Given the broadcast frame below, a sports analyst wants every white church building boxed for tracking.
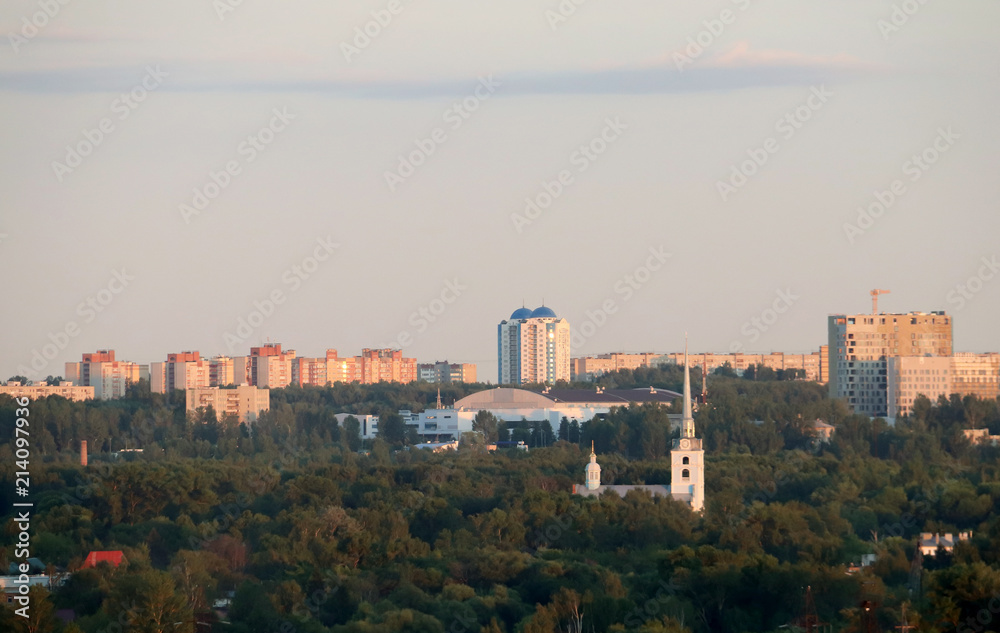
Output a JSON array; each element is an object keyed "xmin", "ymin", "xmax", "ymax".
[{"xmin": 573, "ymin": 344, "xmax": 705, "ymax": 513}]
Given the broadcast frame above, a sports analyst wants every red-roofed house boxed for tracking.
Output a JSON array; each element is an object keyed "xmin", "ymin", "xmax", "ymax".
[{"xmin": 82, "ymin": 551, "xmax": 125, "ymax": 568}]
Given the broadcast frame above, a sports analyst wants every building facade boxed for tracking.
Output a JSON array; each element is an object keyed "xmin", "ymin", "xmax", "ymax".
[
  {"xmin": 0, "ymin": 381, "xmax": 94, "ymax": 402},
  {"xmin": 570, "ymin": 353, "xmax": 664, "ymax": 381},
  {"xmin": 571, "ymin": 349, "xmax": 828, "ymax": 383},
  {"xmin": 358, "ymin": 348, "xmax": 417, "ymax": 384},
  {"xmin": 498, "ymin": 306, "xmax": 571, "ymax": 385},
  {"xmin": 209, "ymin": 356, "xmax": 235, "ymax": 387},
  {"xmin": 150, "ymin": 351, "xmax": 212, "ymax": 394},
  {"xmin": 828, "ymin": 312, "xmax": 952, "ymax": 417},
  {"xmin": 326, "ymin": 350, "xmax": 362, "ymax": 384},
  {"xmin": 333, "ymin": 413, "xmax": 380, "ymax": 439},
  {"xmin": 65, "ymin": 350, "xmax": 140, "ymax": 400},
  {"xmin": 232, "ymin": 344, "xmax": 296, "ymax": 389},
  {"xmin": 418, "ymin": 361, "xmax": 477, "ymax": 383},
  {"xmin": 186, "ymin": 386, "xmax": 270, "ymax": 424},
  {"xmin": 950, "ymin": 352, "xmax": 1000, "ymax": 400},
  {"xmin": 886, "ymin": 352, "xmax": 1000, "ymax": 418},
  {"xmin": 661, "ymin": 350, "xmax": 827, "ymax": 382},
  {"xmin": 292, "ymin": 355, "xmax": 329, "ymax": 387}
]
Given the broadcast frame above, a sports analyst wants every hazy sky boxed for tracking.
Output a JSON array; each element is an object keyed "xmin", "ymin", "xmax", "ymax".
[{"xmin": 2, "ymin": 0, "xmax": 998, "ymax": 383}]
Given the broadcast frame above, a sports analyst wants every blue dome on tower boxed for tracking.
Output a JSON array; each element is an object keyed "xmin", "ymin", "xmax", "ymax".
[
  {"xmin": 530, "ymin": 306, "xmax": 557, "ymax": 318},
  {"xmin": 510, "ymin": 307, "xmax": 533, "ymax": 320}
]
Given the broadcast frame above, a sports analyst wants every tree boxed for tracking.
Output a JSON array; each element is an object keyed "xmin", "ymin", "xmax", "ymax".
[
  {"xmin": 105, "ymin": 569, "xmax": 194, "ymax": 633},
  {"xmin": 378, "ymin": 412, "xmax": 408, "ymax": 446},
  {"xmin": 342, "ymin": 415, "xmax": 363, "ymax": 451},
  {"xmin": 558, "ymin": 417, "xmax": 570, "ymax": 442},
  {"xmin": 473, "ymin": 410, "xmax": 500, "ymax": 443},
  {"xmin": 714, "ymin": 363, "xmax": 737, "ymax": 378}
]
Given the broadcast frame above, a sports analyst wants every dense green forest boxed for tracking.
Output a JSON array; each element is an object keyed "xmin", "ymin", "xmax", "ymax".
[{"xmin": 2, "ymin": 366, "xmax": 1000, "ymax": 633}]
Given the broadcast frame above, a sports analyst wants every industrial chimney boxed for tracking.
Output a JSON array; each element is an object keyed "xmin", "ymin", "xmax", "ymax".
[{"xmin": 81, "ymin": 440, "xmax": 88, "ymax": 467}]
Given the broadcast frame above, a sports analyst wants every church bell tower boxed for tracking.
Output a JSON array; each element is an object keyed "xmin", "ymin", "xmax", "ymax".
[
  {"xmin": 585, "ymin": 441, "xmax": 602, "ymax": 490},
  {"xmin": 671, "ymin": 339, "xmax": 705, "ymax": 512}
]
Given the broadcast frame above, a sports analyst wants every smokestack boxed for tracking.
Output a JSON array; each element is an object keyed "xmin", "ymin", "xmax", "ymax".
[{"xmin": 81, "ymin": 440, "xmax": 88, "ymax": 467}]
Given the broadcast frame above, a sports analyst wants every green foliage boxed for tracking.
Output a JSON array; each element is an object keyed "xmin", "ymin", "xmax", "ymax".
[{"xmin": 2, "ymin": 383, "xmax": 1000, "ymax": 632}]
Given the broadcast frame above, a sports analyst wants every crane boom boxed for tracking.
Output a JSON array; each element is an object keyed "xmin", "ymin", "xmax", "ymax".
[{"xmin": 871, "ymin": 289, "xmax": 891, "ymax": 314}]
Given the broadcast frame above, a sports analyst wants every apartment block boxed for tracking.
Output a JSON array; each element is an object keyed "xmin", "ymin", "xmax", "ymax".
[
  {"xmin": 951, "ymin": 353, "xmax": 1000, "ymax": 400},
  {"xmin": 359, "ymin": 348, "xmax": 417, "ymax": 384},
  {"xmin": 829, "ymin": 311, "xmax": 952, "ymax": 417},
  {"xmin": 0, "ymin": 381, "xmax": 94, "ymax": 402},
  {"xmin": 209, "ymin": 356, "xmax": 235, "ymax": 387},
  {"xmin": 233, "ymin": 344, "xmax": 296, "ymax": 388},
  {"xmin": 570, "ymin": 353, "xmax": 663, "ymax": 380},
  {"xmin": 327, "ymin": 351, "xmax": 361, "ymax": 384},
  {"xmin": 887, "ymin": 353, "xmax": 1000, "ymax": 418},
  {"xmin": 150, "ymin": 351, "xmax": 212, "ymax": 394},
  {"xmin": 572, "ymin": 349, "xmax": 828, "ymax": 383},
  {"xmin": 186, "ymin": 385, "xmax": 270, "ymax": 424},
  {"xmin": 666, "ymin": 351, "xmax": 826, "ymax": 382},
  {"xmin": 498, "ymin": 306, "xmax": 571, "ymax": 385},
  {"xmin": 418, "ymin": 361, "xmax": 477, "ymax": 383},
  {"xmin": 886, "ymin": 356, "xmax": 952, "ymax": 418},
  {"xmin": 292, "ymin": 355, "xmax": 329, "ymax": 387},
  {"xmin": 65, "ymin": 350, "xmax": 140, "ymax": 400}
]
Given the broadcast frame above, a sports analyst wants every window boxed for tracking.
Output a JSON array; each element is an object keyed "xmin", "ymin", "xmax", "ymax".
[
  {"xmin": 682, "ymin": 469, "xmax": 690, "ymax": 480},
  {"xmin": 682, "ymin": 456, "xmax": 690, "ymax": 465}
]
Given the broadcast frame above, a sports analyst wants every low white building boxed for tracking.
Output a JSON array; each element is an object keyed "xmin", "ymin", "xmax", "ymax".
[
  {"xmin": 919, "ymin": 531, "xmax": 972, "ymax": 556},
  {"xmin": 333, "ymin": 413, "xmax": 379, "ymax": 439},
  {"xmin": 393, "ymin": 386, "xmax": 683, "ymax": 441}
]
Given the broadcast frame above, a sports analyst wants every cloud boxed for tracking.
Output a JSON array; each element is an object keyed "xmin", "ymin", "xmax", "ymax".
[
  {"xmin": 0, "ymin": 43, "xmax": 877, "ymax": 97},
  {"xmin": 706, "ymin": 41, "xmax": 880, "ymax": 70}
]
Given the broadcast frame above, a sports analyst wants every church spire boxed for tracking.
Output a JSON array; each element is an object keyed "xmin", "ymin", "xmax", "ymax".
[{"xmin": 682, "ymin": 336, "xmax": 695, "ymax": 439}]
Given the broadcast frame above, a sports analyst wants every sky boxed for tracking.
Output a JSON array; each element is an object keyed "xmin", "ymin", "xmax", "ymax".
[{"xmin": 1, "ymin": 0, "xmax": 998, "ymax": 383}]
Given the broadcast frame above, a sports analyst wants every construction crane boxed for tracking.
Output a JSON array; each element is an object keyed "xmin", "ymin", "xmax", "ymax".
[
  {"xmin": 781, "ymin": 586, "xmax": 830, "ymax": 633},
  {"xmin": 895, "ymin": 603, "xmax": 916, "ymax": 633},
  {"xmin": 871, "ymin": 289, "xmax": 891, "ymax": 314}
]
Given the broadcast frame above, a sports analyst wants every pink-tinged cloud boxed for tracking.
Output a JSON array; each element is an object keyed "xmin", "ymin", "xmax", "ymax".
[{"xmin": 704, "ymin": 41, "xmax": 878, "ymax": 70}]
